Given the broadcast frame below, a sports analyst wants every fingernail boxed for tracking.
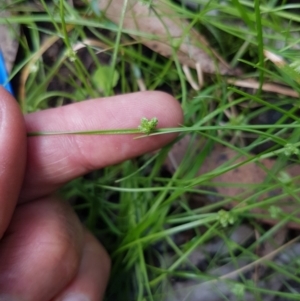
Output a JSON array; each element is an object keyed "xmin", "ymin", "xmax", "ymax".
[{"xmin": 62, "ymin": 293, "xmax": 90, "ymax": 301}]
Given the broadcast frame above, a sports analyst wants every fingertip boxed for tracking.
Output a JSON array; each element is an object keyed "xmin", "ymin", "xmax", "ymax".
[
  {"xmin": 0, "ymin": 87, "xmax": 26, "ymax": 236},
  {"xmin": 53, "ymin": 231, "xmax": 111, "ymax": 301},
  {"xmin": 135, "ymin": 90, "xmax": 183, "ymax": 123},
  {"xmin": 0, "ymin": 197, "xmax": 84, "ymax": 300},
  {"xmin": 147, "ymin": 91, "xmax": 183, "ymax": 126}
]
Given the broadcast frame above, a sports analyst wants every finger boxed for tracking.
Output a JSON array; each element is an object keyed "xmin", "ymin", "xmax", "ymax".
[
  {"xmin": 0, "ymin": 197, "xmax": 84, "ymax": 301},
  {"xmin": 53, "ymin": 231, "xmax": 110, "ymax": 301},
  {"xmin": 0, "ymin": 87, "xmax": 26, "ymax": 236},
  {"xmin": 22, "ymin": 91, "xmax": 183, "ymax": 201}
]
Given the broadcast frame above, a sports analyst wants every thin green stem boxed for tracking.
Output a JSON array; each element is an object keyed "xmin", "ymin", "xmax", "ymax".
[
  {"xmin": 27, "ymin": 123, "xmax": 300, "ymax": 137},
  {"xmin": 27, "ymin": 128, "xmax": 141, "ymax": 137},
  {"xmin": 254, "ymin": 0, "xmax": 264, "ymax": 94}
]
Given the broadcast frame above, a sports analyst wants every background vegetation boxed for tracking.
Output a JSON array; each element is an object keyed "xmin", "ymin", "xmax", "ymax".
[{"xmin": 2, "ymin": 0, "xmax": 300, "ymax": 300}]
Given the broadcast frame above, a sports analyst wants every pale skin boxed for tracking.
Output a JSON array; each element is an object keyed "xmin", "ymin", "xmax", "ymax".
[{"xmin": 0, "ymin": 87, "xmax": 183, "ymax": 301}]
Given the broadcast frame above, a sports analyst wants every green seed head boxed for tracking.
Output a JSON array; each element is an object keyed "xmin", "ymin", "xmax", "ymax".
[{"xmin": 138, "ymin": 117, "xmax": 158, "ymax": 135}]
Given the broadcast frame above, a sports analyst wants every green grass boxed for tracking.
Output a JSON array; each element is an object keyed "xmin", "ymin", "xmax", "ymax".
[{"xmin": 3, "ymin": 0, "xmax": 300, "ymax": 300}]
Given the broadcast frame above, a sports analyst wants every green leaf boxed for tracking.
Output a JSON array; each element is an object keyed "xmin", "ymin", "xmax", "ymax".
[{"xmin": 92, "ymin": 66, "xmax": 119, "ymax": 95}]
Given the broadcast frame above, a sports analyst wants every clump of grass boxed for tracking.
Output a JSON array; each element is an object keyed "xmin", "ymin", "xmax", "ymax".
[{"xmin": 3, "ymin": 0, "xmax": 300, "ymax": 300}]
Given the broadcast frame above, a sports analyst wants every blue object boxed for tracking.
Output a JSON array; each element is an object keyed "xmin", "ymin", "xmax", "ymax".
[{"xmin": 0, "ymin": 50, "xmax": 13, "ymax": 95}]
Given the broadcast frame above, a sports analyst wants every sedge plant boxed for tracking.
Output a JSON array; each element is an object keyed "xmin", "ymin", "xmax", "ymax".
[{"xmin": 3, "ymin": 0, "xmax": 300, "ymax": 300}]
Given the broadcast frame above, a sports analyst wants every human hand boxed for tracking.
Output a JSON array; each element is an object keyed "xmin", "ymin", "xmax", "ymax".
[{"xmin": 0, "ymin": 87, "xmax": 183, "ymax": 301}]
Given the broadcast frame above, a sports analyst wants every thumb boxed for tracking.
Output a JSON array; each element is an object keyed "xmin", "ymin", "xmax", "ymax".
[{"xmin": 0, "ymin": 87, "xmax": 26, "ymax": 237}]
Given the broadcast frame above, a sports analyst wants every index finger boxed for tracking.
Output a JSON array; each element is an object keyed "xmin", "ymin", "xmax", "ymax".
[{"xmin": 21, "ymin": 91, "xmax": 183, "ymax": 202}]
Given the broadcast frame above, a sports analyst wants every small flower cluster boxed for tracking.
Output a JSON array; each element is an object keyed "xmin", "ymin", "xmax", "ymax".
[
  {"xmin": 284, "ymin": 143, "xmax": 299, "ymax": 157},
  {"xmin": 217, "ymin": 209, "xmax": 236, "ymax": 228},
  {"xmin": 138, "ymin": 117, "xmax": 158, "ymax": 135}
]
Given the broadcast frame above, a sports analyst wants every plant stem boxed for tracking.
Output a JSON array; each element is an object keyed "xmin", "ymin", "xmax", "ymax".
[{"xmin": 27, "ymin": 128, "xmax": 142, "ymax": 137}]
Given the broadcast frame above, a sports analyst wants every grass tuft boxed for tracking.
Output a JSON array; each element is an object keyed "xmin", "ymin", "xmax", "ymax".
[{"xmin": 3, "ymin": 0, "xmax": 300, "ymax": 300}]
